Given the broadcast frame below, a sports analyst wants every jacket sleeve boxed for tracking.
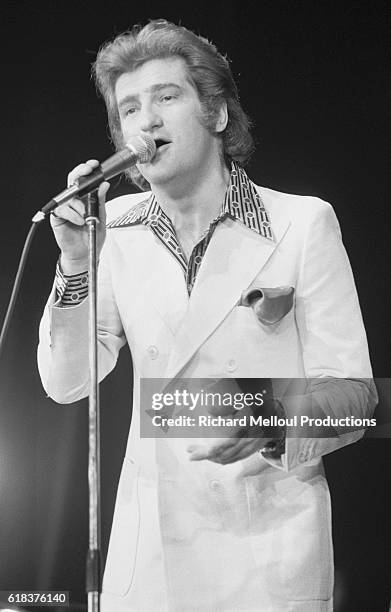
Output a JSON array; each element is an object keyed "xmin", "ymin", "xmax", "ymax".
[
  {"xmin": 37, "ymin": 237, "xmax": 126, "ymax": 404},
  {"xmin": 263, "ymin": 200, "xmax": 378, "ymax": 471}
]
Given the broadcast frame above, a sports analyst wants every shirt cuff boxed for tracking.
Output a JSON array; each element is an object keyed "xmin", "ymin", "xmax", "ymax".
[{"xmin": 55, "ymin": 260, "xmax": 89, "ymax": 307}]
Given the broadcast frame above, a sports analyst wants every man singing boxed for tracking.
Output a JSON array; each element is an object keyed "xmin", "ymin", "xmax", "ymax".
[{"xmin": 38, "ymin": 19, "xmax": 376, "ymax": 611}]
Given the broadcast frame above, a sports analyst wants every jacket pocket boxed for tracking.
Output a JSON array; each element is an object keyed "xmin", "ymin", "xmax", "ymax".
[
  {"xmin": 102, "ymin": 457, "xmax": 140, "ymax": 596},
  {"xmin": 239, "ymin": 286, "xmax": 295, "ymax": 327},
  {"xmin": 246, "ymin": 470, "xmax": 333, "ymax": 602}
]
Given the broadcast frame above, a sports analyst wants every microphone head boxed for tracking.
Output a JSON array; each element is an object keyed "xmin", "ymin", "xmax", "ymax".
[{"xmin": 126, "ymin": 134, "xmax": 156, "ymax": 163}]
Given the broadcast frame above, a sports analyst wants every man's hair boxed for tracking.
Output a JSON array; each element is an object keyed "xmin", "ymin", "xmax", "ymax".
[{"xmin": 93, "ymin": 19, "xmax": 255, "ymax": 190}]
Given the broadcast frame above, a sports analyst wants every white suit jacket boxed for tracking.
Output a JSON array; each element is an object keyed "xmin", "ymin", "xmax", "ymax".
[{"xmin": 38, "ymin": 184, "xmax": 376, "ymax": 612}]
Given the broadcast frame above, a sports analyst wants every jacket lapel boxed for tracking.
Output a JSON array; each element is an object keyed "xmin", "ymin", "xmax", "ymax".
[
  {"xmin": 164, "ymin": 213, "xmax": 290, "ymax": 379},
  {"xmin": 113, "ymin": 228, "xmax": 189, "ymax": 337}
]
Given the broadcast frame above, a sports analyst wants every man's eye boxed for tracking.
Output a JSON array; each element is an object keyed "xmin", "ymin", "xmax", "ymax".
[{"xmin": 161, "ymin": 95, "xmax": 175, "ymax": 102}]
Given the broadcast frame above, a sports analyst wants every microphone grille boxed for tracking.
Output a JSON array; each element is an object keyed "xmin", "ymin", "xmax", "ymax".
[{"xmin": 127, "ymin": 134, "xmax": 156, "ymax": 163}]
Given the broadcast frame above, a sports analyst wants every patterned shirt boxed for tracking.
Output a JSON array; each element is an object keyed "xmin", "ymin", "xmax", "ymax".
[{"xmin": 56, "ymin": 162, "xmax": 274, "ymax": 303}]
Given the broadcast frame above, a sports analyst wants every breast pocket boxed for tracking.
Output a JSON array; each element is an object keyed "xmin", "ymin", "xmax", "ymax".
[
  {"xmin": 102, "ymin": 457, "xmax": 140, "ymax": 596},
  {"xmin": 232, "ymin": 303, "xmax": 296, "ymax": 345}
]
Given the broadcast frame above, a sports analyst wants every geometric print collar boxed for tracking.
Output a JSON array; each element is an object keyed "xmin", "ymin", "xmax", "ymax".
[
  {"xmin": 220, "ymin": 162, "xmax": 274, "ymax": 241},
  {"xmin": 107, "ymin": 161, "xmax": 274, "ymax": 243}
]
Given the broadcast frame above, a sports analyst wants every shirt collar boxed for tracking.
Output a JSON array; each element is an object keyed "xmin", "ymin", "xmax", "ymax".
[
  {"xmin": 107, "ymin": 162, "xmax": 274, "ymax": 241},
  {"xmin": 221, "ymin": 162, "xmax": 274, "ymax": 240}
]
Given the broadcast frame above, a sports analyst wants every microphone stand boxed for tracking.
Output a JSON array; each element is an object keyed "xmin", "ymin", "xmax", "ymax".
[{"xmin": 85, "ymin": 190, "xmax": 102, "ymax": 612}]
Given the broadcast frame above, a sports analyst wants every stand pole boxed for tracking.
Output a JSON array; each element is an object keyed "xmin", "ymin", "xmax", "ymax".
[{"xmin": 85, "ymin": 190, "xmax": 101, "ymax": 612}]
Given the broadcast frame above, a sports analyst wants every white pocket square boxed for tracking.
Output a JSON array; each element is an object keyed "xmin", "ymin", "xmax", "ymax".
[{"xmin": 239, "ymin": 286, "xmax": 295, "ymax": 325}]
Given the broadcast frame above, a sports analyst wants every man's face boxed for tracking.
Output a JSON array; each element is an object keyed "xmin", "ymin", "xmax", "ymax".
[{"xmin": 115, "ymin": 57, "xmax": 224, "ymax": 190}]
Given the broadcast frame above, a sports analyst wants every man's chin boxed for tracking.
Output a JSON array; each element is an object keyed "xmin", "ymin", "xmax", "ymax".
[{"xmin": 139, "ymin": 166, "xmax": 177, "ymax": 189}]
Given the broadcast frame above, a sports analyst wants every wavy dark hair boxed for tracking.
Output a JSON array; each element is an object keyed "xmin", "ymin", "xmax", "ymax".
[{"xmin": 93, "ymin": 19, "xmax": 255, "ymax": 190}]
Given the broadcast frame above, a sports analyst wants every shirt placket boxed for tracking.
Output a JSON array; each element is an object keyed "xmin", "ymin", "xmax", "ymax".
[{"xmin": 186, "ymin": 220, "xmax": 220, "ymax": 294}]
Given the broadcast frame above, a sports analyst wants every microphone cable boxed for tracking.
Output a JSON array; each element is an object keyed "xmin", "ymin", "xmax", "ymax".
[{"xmin": 0, "ymin": 216, "xmax": 43, "ymax": 359}]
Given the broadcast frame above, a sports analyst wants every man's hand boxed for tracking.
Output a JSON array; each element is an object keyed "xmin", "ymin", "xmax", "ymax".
[
  {"xmin": 186, "ymin": 396, "xmax": 282, "ymax": 465},
  {"xmin": 187, "ymin": 434, "xmax": 269, "ymax": 465},
  {"xmin": 50, "ymin": 159, "xmax": 110, "ymax": 274}
]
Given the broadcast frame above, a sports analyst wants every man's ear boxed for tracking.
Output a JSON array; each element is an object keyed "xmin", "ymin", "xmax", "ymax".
[{"xmin": 215, "ymin": 101, "xmax": 228, "ymax": 133}]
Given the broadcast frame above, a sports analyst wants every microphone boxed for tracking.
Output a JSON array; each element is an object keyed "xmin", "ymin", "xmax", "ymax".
[{"xmin": 40, "ymin": 134, "xmax": 156, "ymax": 215}]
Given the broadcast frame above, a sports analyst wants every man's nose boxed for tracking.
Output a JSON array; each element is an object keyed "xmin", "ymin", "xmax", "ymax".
[{"xmin": 139, "ymin": 104, "xmax": 163, "ymax": 132}]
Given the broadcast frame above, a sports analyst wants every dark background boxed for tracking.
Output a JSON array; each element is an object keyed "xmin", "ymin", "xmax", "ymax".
[{"xmin": 0, "ymin": 1, "xmax": 390, "ymax": 611}]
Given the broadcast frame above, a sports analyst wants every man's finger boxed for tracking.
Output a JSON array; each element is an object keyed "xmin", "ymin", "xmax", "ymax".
[
  {"xmin": 187, "ymin": 444, "xmax": 211, "ymax": 461},
  {"xmin": 98, "ymin": 181, "xmax": 110, "ymax": 205},
  {"xmin": 50, "ymin": 203, "xmax": 86, "ymax": 226},
  {"xmin": 187, "ymin": 438, "xmax": 238, "ymax": 462},
  {"xmin": 67, "ymin": 159, "xmax": 100, "ymax": 187},
  {"xmin": 97, "ymin": 181, "xmax": 110, "ymax": 225}
]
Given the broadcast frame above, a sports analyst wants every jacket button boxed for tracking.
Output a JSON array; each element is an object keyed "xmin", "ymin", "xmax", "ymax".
[
  {"xmin": 226, "ymin": 358, "xmax": 237, "ymax": 373},
  {"xmin": 147, "ymin": 345, "xmax": 159, "ymax": 360},
  {"xmin": 209, "ymin": 479, "xmax": 223, "ymax": 492}
]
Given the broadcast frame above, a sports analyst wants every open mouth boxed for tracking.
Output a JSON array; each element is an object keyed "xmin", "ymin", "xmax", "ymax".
[{"xmin": 154, "ymin": 138, "xmax": 171, "ymax": 149}]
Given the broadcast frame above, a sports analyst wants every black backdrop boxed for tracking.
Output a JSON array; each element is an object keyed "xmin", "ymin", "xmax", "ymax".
[{"xmin": 0, "ymin": 1, "xmax": 390, "ymax": 611}]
